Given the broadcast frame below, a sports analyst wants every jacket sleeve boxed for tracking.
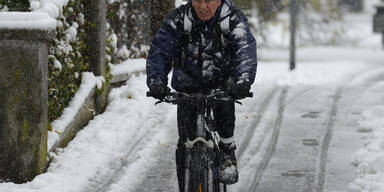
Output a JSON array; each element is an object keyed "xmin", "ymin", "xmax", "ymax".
[
  {"xmin": 229, "ymin": 11, "xmax": 257, "ymax": 84},
  {"xmin": 146, "ymin": 9, "xmax": 182, "ymax": 87}
]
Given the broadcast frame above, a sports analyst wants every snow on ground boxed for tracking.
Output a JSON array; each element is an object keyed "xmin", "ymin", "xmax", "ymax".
[
  {"xmin": 110, "ymin": 58, "xmax": 146, "ymax": 76},
  {"xmin": 1, "ymin": 51, "xmax": 382, "ymax": 192},
  {"xmin": 348, "ymin": 82, "xmax": 384, "ymax": 192}
]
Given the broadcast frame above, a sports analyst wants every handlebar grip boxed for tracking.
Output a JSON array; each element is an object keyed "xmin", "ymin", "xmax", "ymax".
[
  {"xmin": 146, "ymin": 91, "xmax": 153, "ymax": 97},
  {"xmin": 246, "ymin": 92, "xmax": 253, "ymax": 98}
]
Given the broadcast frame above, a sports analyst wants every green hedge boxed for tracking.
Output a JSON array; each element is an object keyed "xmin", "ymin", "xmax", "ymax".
[
  {"xmin": 106, "ymin": 0, "xmax": 150, "ymax": 61},
  {"xmin": 0, "ymin": 0, "xmax": 141, "ymax": 122},
  {"xmin": 48, "ymin": 0, "xmax": 89, "ymax": 121},
  {"xmin": 0, "ymin": 0, "xmax": 29, "ymax": 11}
]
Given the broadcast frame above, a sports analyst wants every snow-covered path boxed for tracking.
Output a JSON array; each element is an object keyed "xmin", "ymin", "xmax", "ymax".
[
  {"xmin": 1, "ymin": 2, "xmax": 384, "ymax": 191},
  {"xmin": 119, "ymin": 64, "xmax": 384, "ymax": 192},
  {"xmin": 0, "ymin": 47, "xmax": 383, "ymax": 192},
  {"xmin": 1, "ymin": 9, "xmax": 384, "ymax": 192}
]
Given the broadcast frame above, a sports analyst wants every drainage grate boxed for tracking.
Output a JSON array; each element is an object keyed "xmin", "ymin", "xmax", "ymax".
[
  {"xmin": 302, "ymin": 139, "xmax": 319, "ymax": 146},
  {"xmin": 281, "ymin": 170, "xmax": 307, "ymax": 177}
]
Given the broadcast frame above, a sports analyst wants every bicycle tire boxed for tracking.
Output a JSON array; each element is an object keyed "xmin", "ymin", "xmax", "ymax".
[
  {"xmin": 183, "ymin": 154, "xmax": 227, "ymax": 192},
  {"xmin": 211, "ymin": 158, "xmax": 226, "ymax": 192},
  {"xmin": 184, "ymin": 144, "xmax": 209, "ymax": 192},
  {"xmin": 208, "ymin": 166, "xmax": 214, "ymax": 192}
]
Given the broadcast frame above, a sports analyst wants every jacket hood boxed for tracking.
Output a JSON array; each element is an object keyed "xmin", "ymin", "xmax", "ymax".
[{"xmin": 218, "ymin": 0, "xmax": 233, "ymax": 19}]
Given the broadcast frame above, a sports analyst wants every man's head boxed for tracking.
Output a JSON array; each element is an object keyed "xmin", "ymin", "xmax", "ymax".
[{"xmin": 191, "ymin": 0, "xmax": 222, "ymax": 21}]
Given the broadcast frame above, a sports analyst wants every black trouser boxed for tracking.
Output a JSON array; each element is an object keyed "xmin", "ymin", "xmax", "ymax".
[{"xmin": 175, "ymin": 100, "xmax": 235, "ymax": 191}]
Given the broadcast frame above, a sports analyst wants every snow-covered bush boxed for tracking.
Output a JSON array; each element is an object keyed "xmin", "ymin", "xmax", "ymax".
[
  {"xmin": 106, "ymin": 0, "xmax": 150, "ymax": 62},
  {"xmin": 0, "ymin": 0, "xmax": 149, "ymax": 121},
  {"xmin": 240, "ymin": 0, "xmax": 346, "ymax": 47},
  {"xmin": 295, "ymin": 0, "xmax": 345, "ymax": 46},
  {"xmin": 48, "ymin": 0, "xmax": 151, "ymax": 121},
  {"xmin": 47, "ymin": 0, "xmax": 89, "ymax": 122}
]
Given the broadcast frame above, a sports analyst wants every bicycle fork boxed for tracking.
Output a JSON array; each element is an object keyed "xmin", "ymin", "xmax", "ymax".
[{"xmin": 184, "ymin": 113, "xmax": 215, "ymax": 192}]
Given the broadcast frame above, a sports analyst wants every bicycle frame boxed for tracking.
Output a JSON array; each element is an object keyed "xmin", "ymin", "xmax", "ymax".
[{"xmin": 183, "ymin": 97, "xmax": 225, "ymax": 192}]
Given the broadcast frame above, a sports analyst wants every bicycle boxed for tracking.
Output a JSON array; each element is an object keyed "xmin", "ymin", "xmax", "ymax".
[{"xmin": 147, "ymin": 90, "xmax": 253, "ymax": 192}]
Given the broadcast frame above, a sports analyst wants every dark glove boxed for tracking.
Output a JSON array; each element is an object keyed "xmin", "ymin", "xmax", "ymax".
[
  {"xmin": 149, "ymin": 84, "xmax": 171, "ymax": 100},
  {"xmin": 231, "ymin": 79, "xmax": 251, "ymax": 99}
]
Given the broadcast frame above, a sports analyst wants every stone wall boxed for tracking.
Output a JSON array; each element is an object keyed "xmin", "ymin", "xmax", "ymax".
[{"xmin": 0, "ymin": 27, "xmax": 55, "ymax": 183}]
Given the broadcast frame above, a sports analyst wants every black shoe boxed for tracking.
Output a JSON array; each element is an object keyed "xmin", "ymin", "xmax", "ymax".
[{"xmin": 218, "ymin": 142, "xmax": 239, "ymax": 184}]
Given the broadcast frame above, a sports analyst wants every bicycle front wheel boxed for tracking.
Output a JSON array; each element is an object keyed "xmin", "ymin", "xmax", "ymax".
[
  {"xmin": 210, "ymin": 166, "xmax": 227, "ymax": 192},
  {"xmin": 185, "ymin": 147, "xmax": 227, "ymax": 192},
  {"xmin": 185, "ymin": 145, "xmax": 210, "ymax": 192}
]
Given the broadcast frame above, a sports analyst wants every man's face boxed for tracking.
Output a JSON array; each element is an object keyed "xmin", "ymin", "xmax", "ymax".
[{"xmin": 192, "ymin": 0, "xmax": 222, "ymax": 21}]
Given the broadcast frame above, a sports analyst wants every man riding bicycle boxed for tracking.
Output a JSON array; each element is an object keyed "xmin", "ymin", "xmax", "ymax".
[{"xmin": 146, "ymin": 0, "xmax": 257, "ymax": 190}]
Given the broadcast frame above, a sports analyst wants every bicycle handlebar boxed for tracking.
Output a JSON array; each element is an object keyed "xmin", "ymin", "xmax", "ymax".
[{"xmin": 146, "ymin": 90, "xmax": 253, "ymax": 105}]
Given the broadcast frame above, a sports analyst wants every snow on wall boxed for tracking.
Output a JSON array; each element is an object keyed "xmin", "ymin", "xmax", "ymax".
[
  {"xmin": 0, "ymin": 0, "xmax": 71, "ymax": 30},
  {"xmin": 0, "ymin": 12, "xmax": 56, "ymax": 29},
  {"xmin": 48, "ymin": 72, "xmax": 100, "ymax": 151}
]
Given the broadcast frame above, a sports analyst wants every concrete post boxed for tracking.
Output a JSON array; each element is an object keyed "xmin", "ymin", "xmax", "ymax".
[
  {"xmin": 0, "ymin": 13, "xmax": 55, "ymax": 183},
  {"xmin": 289, "ymin": 0, "xmax": 297, "ymax": 71},
  {"xmin": 84, "ymin": 0, "xmax": 107, "ymax": 114},
  {"xmin": 382, "ymin": 33, "xmax": 384, "ymax": 47},
  {"xmin": 373, "ymin": 1, "xmax": 384, "ymax": 48}
]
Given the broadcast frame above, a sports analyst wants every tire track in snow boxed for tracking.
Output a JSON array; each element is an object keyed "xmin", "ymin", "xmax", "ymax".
[
  {"xmin": 237, "ymin": 86, "xmax": 280, "ymax": 159},
  {"xmin": 129, "ymin": 123, "xmax": 179, "ymax": 192},
  {"xmin": 315, "ymin": 87, "xmax": 343, "ymax": 192},
  {"xmin": 88, "ymin": 107, "xmax": 173, "ymax": 192},
  {"xmin": 242, "ymin": 68, "xmax": 381, "ymax": 192},
  {"xmin": 127, "ymin": 88, "xmax": 282, "ymax": 192},
  {"xmin": 247, "ymin": 87, "xmax": 288, "ymax": 192},
  {"xmin": 237, "ymin": 86, "xmax": 314, "ymax": 163},
  {"xmin": 313, "ymin": 67, "xmax": 383, "ymax": 192},
  {"xmin": 90, "ymin": 135, "xmax": 147, "ymax": 192}
]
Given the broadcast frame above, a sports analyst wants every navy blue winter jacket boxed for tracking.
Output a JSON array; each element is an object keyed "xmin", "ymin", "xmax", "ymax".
[{"xmin": 146, "ymin": 0, "xmax": 257, "ymax": 92}]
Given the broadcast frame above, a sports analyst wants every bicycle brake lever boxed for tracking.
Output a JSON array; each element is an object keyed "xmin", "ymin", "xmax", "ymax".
[
  {"xmin": 235, "ymin": 100, "xmax": 242, "ymax": 105},
  {"xmin": 155, "ymin": 100, "xmax": 164, "ymax": 105}
]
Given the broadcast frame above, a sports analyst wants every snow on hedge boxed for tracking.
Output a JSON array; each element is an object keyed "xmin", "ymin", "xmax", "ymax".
[{"xmin": 32, "ymin": 0, "xmax": 69, "ymax": 19}]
